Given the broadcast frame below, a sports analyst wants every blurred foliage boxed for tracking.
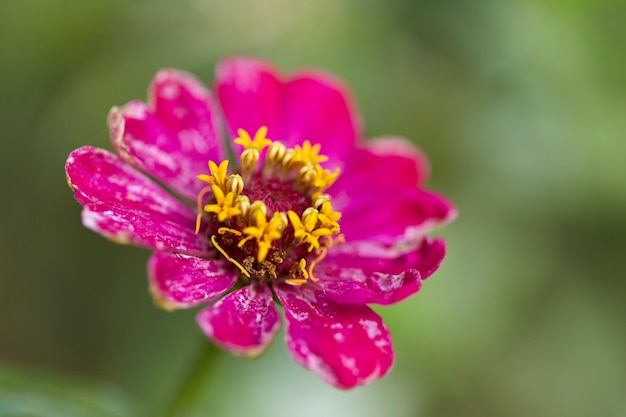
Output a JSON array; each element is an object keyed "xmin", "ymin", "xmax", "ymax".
[
  {"xmin": 0, "ymin": 364, "xmax": 134, "ymax": 417},
  {"xmin": 0, "ymin": 0, "xmax": 624, "ymax": 416}
]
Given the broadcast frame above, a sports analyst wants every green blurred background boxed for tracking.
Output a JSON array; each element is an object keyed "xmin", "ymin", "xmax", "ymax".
[{"xmin": 1, "ymin": 0, "xmax": 625, "ymax": 416}]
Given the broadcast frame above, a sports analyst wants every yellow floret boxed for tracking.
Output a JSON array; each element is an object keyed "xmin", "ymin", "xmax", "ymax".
[
  {"xmin": 239, "ymin": 210, "xmax": 287, "ymax": 262},
  {"xmin": 204, "ymin": 185, "xmax": 241, "ymax": 222},
  {"xmin": 234, "ymin": 126, "xmax": 272, "ymax": 152},
  {"xmin": 293, "ymin": 140, "xmax": 329, "ymax": 165},
  {"xmin": 288, "ymin": 209, "xmax": 334, "ymax": 252}
]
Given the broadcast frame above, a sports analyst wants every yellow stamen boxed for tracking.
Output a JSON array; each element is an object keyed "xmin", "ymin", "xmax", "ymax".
[
  {"xmin": 302, "ymin": 207, "xmax": 319, "ymax": 232},
  {"xmin": 301, "ymin": 208, "xmax": 334, "ymax": 250},
  {"xmin": 284, "ymin": 279, "xmax": 308, "ymax": 286},
  {"xmin": 248, "ymin": 201, "xmax": 267, "ymax": 224},
  {"xmin": 195, "ymin": 185, "xmax": 213, "ymax": 234},
  {"xmin": 266, "ymin": 141, "xmax": 286, "ymax": 165},
  {"xmin": 297, "ymin": 163, "xmax": 317, "ymax": 187},
  {"xmin": 299, "ymin": 258, "xmax": 309, "ymax": 279},
  {"xmin": 281, "ymin": 149, "xmax": 297, "ymax": 170},
  {"xmin": 238, "ymin": 210, "xmax": 267, "ymax": 248},
  {"xmin": 288, "ymin": 209, "xmax": 329, "ymax": 252},
  {"xmin": 240, "ymin": 148, "xmax": 260, "ymax": 172},
  {"xmin": 293, "ymin": 140, "xmax": 328, "ymax": 165},
  {"xmin": 257, "ymin": 241, "xmax": 273, "ymax": 265},
  {"xmin": 195, "ymin": 216, "xmax": 202, "ymax": 235},
  {"xmin": 211, "ymin": 235, "xmax": 250, "ymax": 278},
  {"xmin": 313, "ymin": 165, "xmax": 340, "ymax": 191},
  {"xmin": 307, "ymin": 247, "xmax": 327, "ymax": 282},
  {"xmin": 204, "ymin": 185, "xmax": 241, "ymax": 222},
  {"xmin": 269, "ymin": 211, "xmax": 288, "ymax": 231},
  {"xmin": 234, "ymin": 195, "xmax": 251, "ymax": 218},
  {"xmin": 197, "ymin": 160, "xmax": 229, "ymax": 190},
  {"xmin": 234, "ymin": 126, "xmax": 272, "ymax": 152},
  {"xmin": 218, "ymin": 227, "xmax": 242, "ymax": 236},
  {"xmin": 196, "ymin": 174, "xmax": 214, "ymax": 184},
  {"xmin": 239, "ymin": 211, "xmax": 287, "ymax": 262},
  {"xmin": 314, "ymin": 195, "xmax": 341, "ymax": 233},
  {"xmin": 259, "ymin": 213, "xmax": 287, "ymax": 261},
  {"xmin": 284, "ymin": 258, "xmax": 311, "ymax": 286},
  {"xmin": 225, "ymin": 174, "xmax": 244, "ymax": 195}
]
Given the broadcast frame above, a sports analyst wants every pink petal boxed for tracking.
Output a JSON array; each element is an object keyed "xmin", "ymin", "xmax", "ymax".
[
  {"xmin": 66, "ymin": 146, "xmax": 194, "ymax": 226},
  {"xmin": 110, "ymin": 69, "xmax": 224, "ymax": 201},
  {"xmin": 215, "ymin": 58, "xmax": 283, "ymax": 146},
  {"xmin": 336, "ymin": 186, "xmax": 457, "ymax": 244},
  {"xmin": 148, "ymin": 251, "xmax": 237, "ymax": 311},
  {"xmin": 216, "ymin": 57, "xmax": 360, "ymax": 160},
  {"xmin": 316, "ymin": 237, "xmax": 446, "ymax": 305},
  {"xmin": 276, "ymin": 287, "xmax": 394, "ymax": 389},
  {"xmin": 81, "ymin": 202, "xmax": 209, "ymax": 255},
  {"xmin": 283, "ymin": 73, "xmax": 360, "ymax": 160},
  {"xmin": 66, "ymin": 146, "xmax": 207, "ymax": 254},
  {"xmin": 197, "ymin": 285, "xmax": 280, "ymax": 358},
  {"xmin": 331, "ymin": 137, "xmax": 430, "ymax": 191}
]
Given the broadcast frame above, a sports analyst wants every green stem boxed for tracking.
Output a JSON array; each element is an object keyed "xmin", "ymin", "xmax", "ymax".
[{"xmin": 162, "ymin": 339, "xmax": 219, "ymax": 417}]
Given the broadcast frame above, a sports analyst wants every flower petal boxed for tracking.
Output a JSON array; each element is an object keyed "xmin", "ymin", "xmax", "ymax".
[
  {"xmin": 215, "ymin": 58, "xmax": 283, "ymax": 145},
  {"xmin": 148, "ymin": 251, "xmax": 237, "ymax": 310},
  {"xmin": 81, "ymin": 202, "xmax": 208, "ymax": 255},
  {"xmin": 110, "ymin": 69, "xmax": 224, "ymax": 201},
  {"xmin": 317, "ymin": 237, "xmax": 446, "ymax": 305},
  {"xmin": 331, "ymin": 137, "xmax": 430, "ymax": 191},
  {"xmin": 276, "ymin": 287, "xmax": 394, "ymax": 389},
  {"xmin": 335, "ymin": 185, "xmax": 456, "ymax": 244},
  {"xmin": 216, "ymin": 57, "xmax": 360, "ymax": 160},
  {"xmin": 197, "ymin": 285, "xmax": 280, "ymax": 358},
  {"xmin": 66, "ymin": 146, "xmax": 207, "ymax": 254},
  {"xmin": 66, "ymin": 146, "xmax": 194, "ymax": 226}
]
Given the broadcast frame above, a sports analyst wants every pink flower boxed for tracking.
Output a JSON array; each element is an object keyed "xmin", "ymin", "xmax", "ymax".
[{"xmin": 65, "ymin": 57, "xmax": 456, "ymax": 389}]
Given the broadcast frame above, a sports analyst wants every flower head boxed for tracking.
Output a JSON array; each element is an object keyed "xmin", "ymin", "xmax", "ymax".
[{"xmin": 65, "ymin": 57, "xmax": 456, "ymax": 389}]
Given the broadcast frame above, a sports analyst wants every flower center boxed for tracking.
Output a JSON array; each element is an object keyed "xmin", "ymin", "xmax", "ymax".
[{"xmin": 195, "ymin": 126, "xmax": 343, "ymax": 286}]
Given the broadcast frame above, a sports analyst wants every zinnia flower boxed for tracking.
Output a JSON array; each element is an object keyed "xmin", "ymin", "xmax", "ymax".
[{"xmin": 65, "ymin": 57, "xmax": 456, "ymax": 389}]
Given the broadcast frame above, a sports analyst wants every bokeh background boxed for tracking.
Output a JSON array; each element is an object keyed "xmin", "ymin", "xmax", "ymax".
[{"xmin": 1, "ymin": 0, "xmax": 625, "ymax": 416}]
